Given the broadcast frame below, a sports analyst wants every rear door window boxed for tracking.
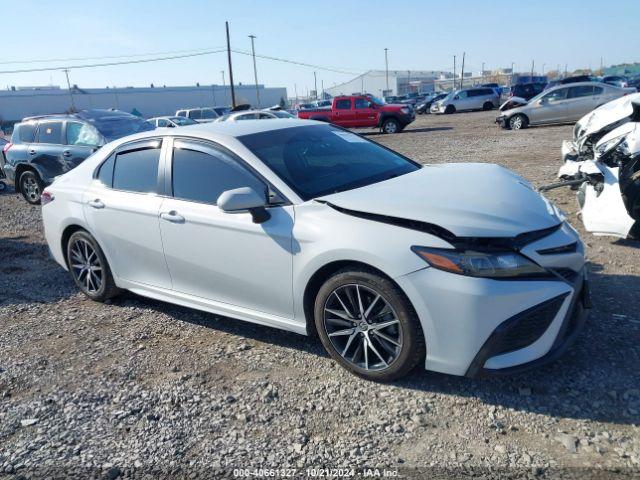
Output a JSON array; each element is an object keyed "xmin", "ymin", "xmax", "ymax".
[
  {"xmin": 112, "ymin": 143, "xmax": 161, "ymax": 193},
  {"xmin": 201, "ymin": 109, "xmax": 217, "ymax": 119},
  {"xmin": 35, "ymin": 121, "xmax": 63, "ymax": 144},
  {"xmin": 568, "ymin": 85, "xmax": 595, "ymax": 98}
]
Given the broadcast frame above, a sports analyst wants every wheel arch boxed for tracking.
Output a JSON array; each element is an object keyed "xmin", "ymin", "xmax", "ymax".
[
  {"xmin": 302, "ymin": 259, "xmax": 418, "ymax": 339},
  {"xmin": 60, "ymin": 224, "xmax": 88, "ymax": 268}
]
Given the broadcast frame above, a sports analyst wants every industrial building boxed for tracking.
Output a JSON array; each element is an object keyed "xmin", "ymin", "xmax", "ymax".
[
  {"xmin": 0, "ymin": 84, "xmax": 288, "ymax": 124},
  {"xmin": 324, "ymin": 70, "xmax": 451, "ymax": 98}
]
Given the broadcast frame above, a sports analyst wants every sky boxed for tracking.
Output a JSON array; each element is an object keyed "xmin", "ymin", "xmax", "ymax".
[{"xmin": 1, "ymin": 0, "xmax": 638, "ymax": 97}]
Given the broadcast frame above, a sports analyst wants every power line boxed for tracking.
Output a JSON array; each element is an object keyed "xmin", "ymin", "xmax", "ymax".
[
  {"xmin": 0, "ymin": 49, "xmax": 227, "ymax": 74},
  {"xmin": 231, "ymin": 49, "xmax": 359, "ymax": 75},
  {"xmin": 0, "ymin": 46, "xmax": 226, "ymax": 66}
]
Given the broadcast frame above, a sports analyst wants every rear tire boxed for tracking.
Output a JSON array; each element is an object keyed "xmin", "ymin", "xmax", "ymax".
[
  {"xmin": 509, "ymin": 114, "xmax": 528, "ymax": 130},
  {"xmin": 314, "ymin": 267, "xmax": 425, "ymax": 382},
  {"xmin": 19, "ymin": 170, "xmax": 44, "ymax": 205},
  {"xmin": 444, "ymin": 105, "xmax": 456, "ymax": 114},
  {"xmin": 0, "ymin": 181, "xmax": 6, "ymax": 192},
  {"xmin": 482, "ymin": 102, "xmax": 494, "ymax": 111},
  {"xmin": 381, "ymin": 118, "xmax": 400, "ymax": 134},
  {"xmin": 66, "ymin": 230, "xmax": 121, "ymax": 302}
]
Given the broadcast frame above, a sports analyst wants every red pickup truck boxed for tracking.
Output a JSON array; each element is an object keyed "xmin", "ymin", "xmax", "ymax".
[{"xmin": 297, "ymin": 94, "xmax": 415, "ymax": 134}]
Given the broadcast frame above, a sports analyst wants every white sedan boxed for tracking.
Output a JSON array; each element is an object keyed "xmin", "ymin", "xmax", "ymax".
[{"xmin": 41, "ymin": 119, "xmax": 589, "ymax": 381}]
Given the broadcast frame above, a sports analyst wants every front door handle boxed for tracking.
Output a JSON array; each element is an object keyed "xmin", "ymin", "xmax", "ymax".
[
  {"xmin": 63, "ymin": 150, "xmax": 72, "ymax": 157},
  {"xmin": 28, "ymin": 149, "xmax": 36, "ymax": 155},
  {"xmin": 88, "ymin": 199, "xmax": 105, "ymax": 209},
  {"xmin": 160, "ymin": 211, "xmax": 185, "ymax": 223}
]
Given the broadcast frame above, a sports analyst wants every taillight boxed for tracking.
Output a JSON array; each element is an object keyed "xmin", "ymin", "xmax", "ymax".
[
  {"xmin": 3, "ymin": 142, "xmax": 12, "ymax": 154},
  {"xmin": 41, "ymin": 190, "xmax": 54, "ymax": 206}
]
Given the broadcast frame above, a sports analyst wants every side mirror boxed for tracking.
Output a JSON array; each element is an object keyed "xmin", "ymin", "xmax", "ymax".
[
  {"xmin": 454, "ymin": 95, "xmax": 460, "ymax": 100},
  {"xmin": 217, "ymin": 186, "xmax": 271, "ymax": 224},
  {"xmin": 167, "ymin": 123, "xmax": 175, "ymax": 128}
]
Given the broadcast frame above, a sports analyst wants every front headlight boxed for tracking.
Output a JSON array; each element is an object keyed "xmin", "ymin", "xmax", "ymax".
[
  {"xmin": 594, "ymin": 134, "xmax": 627, "ymax": 159},
  {"xmin": 411, "ymin": 246, "xmax": 547, "ymax": 278}
]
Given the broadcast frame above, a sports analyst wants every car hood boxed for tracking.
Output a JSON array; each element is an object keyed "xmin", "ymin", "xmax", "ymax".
[
  {"xmin": 499, "ymin": 97, "xmax": 528, "ymax": 111},
  {"xmin": 575, "ymin": 93, "xmax": 640, "ymax": 139},
  {"xmin": 316, "ymin": 164, "xmax": 561, "ymax": 238}
]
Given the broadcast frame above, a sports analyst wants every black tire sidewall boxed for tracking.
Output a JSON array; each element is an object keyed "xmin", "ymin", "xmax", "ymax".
[
  {"xmin": 19, "ymin": 171, "xmax": 43, "ymax": 205},
  {"xmin": 66, "ymin": 231, "xmax": 113, "ymax": 301},
  {"xmin": 445, "ymin": 105, "xmax": 455, "ymax": 114},
  {"xmin": 314, "ymin": 268, "xmax": 425, "ymax": 382}
]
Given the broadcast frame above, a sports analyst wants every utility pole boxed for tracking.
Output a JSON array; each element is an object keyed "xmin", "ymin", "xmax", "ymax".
[
  {"xmin": 510, "ymin": 61, "xmax": 515, "ymax": 85},
  {"xmin": 225, "ymin": 21, "xmax": 236, "ymax": 108},
  {"xmin": 63, "ymin": 69, "xmax": 76, "ymax": 111},
  {"xmin": 542, "ymin": 63, "xmax": 546, "ymax": 75},
  {"xmin": 481, "ymin": 62, "xmax": 485, "ymax": 84},
  {"xmin": 248, "ymin": 35, "xmax": 260, "ymax": 108},
  {"xmin": 530, "ymin": 60, "xmax": 534, "ymax": 80},
  {"xmin": 313, "ymin": 71, "xmax": 318, "ymax": 99},
  {"xmin": 294, "ymin": 83, "xmax": 298, "ymax": 102},
  {"xmin": 564, "ymin": 63, "xmax": 568, "ymax": 77},
  {"xmin": 453, "ymin": 56, "xmax": 457, "ymax": 90},
  {"xmin": 321, "ymin": 79, "xmax": 324, "ymax": 99},
  {"xmin": 384, "ymin": 48, "xmax": 389, "ymax": 95},
  {"xmin": 460, "ymin": 52, "xmax": 465, "ymax": 90},
  {"xmin": 600, "ymin": 57, "xmax": 603, "ymax": 72}
]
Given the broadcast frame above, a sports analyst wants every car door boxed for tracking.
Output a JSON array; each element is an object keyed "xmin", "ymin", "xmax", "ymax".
[
  {"xmin": 354, "ymin": 97, "xmax": 377, "ymax": 126},
  {"xmin": 158, "ymin": 137, "xmax": 294, "ymax": 318},
  {"xmin": 528, "ymin": 87, "xmax": 569, "ymax": 124},
  {"xmin": 333, "ymin": 98, "xmax": 357, "ymax": 126},
  {"xmin": 83, "ymin": 138, "xmax": 172, "ymax": 289},
  {"xmin": 454, "ymin": 90, "xmax": 472, "ymax": 110},
  {"xmin": 29, "ymin": 120, "xmax": 66, "ymax": 183},
  {"xmin": 63, "ymin": 121, "xmax": 102, "ymax": 171},
  {"xmin": 565, "ymin": 85, "xmax": 596, "ymax": 121}
]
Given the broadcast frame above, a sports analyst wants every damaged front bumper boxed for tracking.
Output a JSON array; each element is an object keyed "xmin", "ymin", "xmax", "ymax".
[{"xmin": 562, "ymin": 140, "xmax": 580, "ymax": 163}]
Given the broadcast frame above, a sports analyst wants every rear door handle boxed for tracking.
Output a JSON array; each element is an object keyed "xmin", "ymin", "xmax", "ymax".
[
  {"xmin": 28, "ymin": 149, "xmax": 36, "ymax": 155},
  {"xmin": 63, "ymin": 150, "xmax": 72, "ymax": 157},
  {"xmin": 160, "ymin": 211, "xmax": 185, "ymax": 223},
  {"xmin": 88, "ymin": 199, "xmax": 105, "ymax": 209}
]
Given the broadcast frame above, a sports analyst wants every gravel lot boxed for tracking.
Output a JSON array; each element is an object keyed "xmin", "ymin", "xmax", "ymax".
[{"xmin": 1, "ymin": 111, "xmax": 639, "ymax": 479}]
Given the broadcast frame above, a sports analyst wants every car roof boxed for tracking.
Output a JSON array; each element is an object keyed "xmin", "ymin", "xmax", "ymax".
[
  {"xmin": 21, "ymin": 109, "xmax": 135, "ymax": 123},
  {"xmin": 546, "ymin": 81, "xmax": 610, "ymax": 91},
  {"xmin": 141, "ymin": 118, "xmax": 316, "ymax": 139}
]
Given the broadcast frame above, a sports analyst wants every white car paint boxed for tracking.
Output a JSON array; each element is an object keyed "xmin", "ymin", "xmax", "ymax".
[{"xmin": 42, "ymin": 119, "xmax": 587, "ymax": 378}]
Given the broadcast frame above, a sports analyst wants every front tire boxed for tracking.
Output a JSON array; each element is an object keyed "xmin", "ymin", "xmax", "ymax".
[
  {"xmin": 314, "ymin": 268, "xmax": 425, "ymax": 382},
  {"xmin": 19, "ymin": 170, "xmax": 44, "ymax": 204},
  {"xmin": 381, "ymin": 118, "xmax": 400, "ymax": 134},
  {"xmin": 66, "ymin": 230, "xmax": 121, "ymax": 302},
  {"xmin": 509, "ymin": 114, "xmax": 528, "ymax": 130},
  {"xmin": 444, "ymin": 105, "xmax": 456, "ymax": 114}
]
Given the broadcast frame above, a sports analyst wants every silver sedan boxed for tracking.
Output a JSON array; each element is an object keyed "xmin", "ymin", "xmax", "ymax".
[{"xmin": 496, "ymin": 82, "xmax": 635, "ymax": 130}]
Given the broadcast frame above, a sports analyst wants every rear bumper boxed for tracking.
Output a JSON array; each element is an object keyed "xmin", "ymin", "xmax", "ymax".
[{"xmin": 3, "ymin": 164, "xmax": 15, "ymax": 182}]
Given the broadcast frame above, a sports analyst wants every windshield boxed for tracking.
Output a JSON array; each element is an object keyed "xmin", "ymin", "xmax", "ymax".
[
  {"xmin": 90, "ymin": 116, "xmax": 155, "ymax": 140},
  {"xmin": 239, "ymin": 125, "xmax": 420, "ymax": 200},
  {"xmin": 170, "ymin": 116, "xmax": 197, "ymax": 126}
]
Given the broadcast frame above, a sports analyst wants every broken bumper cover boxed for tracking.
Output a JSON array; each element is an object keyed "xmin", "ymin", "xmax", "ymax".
[
  {"xmin": 465, "ymin": 269, "xmax": 590, "ymax": 378},
  {"xmin": 562, "ymin": 140, "xmax": 580, "ymax": 163},
  {"xmin": 495, "ymin": 115, "xmax": 508, "ymax": 128}
]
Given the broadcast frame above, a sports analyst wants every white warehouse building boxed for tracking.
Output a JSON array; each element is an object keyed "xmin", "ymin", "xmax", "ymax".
[
  {"xmin": 0, "ymin": 84, "xmax": 288, "ymax": 124},
  {"xmin": 324, "ymin": 70, "xmax": 451, "ymax": 98}
]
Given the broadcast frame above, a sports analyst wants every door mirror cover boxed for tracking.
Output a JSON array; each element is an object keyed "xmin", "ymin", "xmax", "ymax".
[{"xmin": 217, "ymin": 187, "xmax": 270, "ymax": 223}]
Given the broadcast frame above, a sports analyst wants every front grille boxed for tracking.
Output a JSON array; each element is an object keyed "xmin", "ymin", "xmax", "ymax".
[{"xmin": 492, "ymin": 295, "xmax": 566, "ymax": 356}]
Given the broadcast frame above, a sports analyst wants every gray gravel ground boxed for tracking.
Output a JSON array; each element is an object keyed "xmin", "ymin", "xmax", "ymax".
[{"xmin": 1, "ymin": 111, "xmax": 639, "ymax": 479}]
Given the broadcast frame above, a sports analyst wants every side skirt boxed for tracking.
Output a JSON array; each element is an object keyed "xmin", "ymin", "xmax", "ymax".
[{"xmin": 116, "ymin": 279, "xmax": 307, "ymax": 336}]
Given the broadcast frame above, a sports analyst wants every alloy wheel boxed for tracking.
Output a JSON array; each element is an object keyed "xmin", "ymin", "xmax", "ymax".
[
  {"xmin": 383, "ymin": 121, "xmax": 398, "ymax": 134},
  {"xmin": 511, "ymin": 116, "xmax": 523, "ymax": 130},
  {"xmin": 69, "ymin": 238, "xmax": 103, "ymax": 294},
  {"xmin": 323, "ymin": 284, "xmax": 403, "ymax": 371},
  {"xmin": 22, "ymin": 175, "xmax": 40, "ymax": 203}
]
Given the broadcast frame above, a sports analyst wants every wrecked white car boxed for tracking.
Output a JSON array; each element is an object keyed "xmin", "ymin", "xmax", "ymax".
[{"xmin": 544, "ymin": 98, "xmax": 640, "ymax": 239}]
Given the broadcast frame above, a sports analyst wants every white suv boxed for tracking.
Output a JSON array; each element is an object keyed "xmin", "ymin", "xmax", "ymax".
[
  {"xmin": 175, "ymin": 108, "xmax": 219, "ymax": 123},
  {"xmin": 432, "ymin": 87, "xmax": 500, "ymax": 114}
]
